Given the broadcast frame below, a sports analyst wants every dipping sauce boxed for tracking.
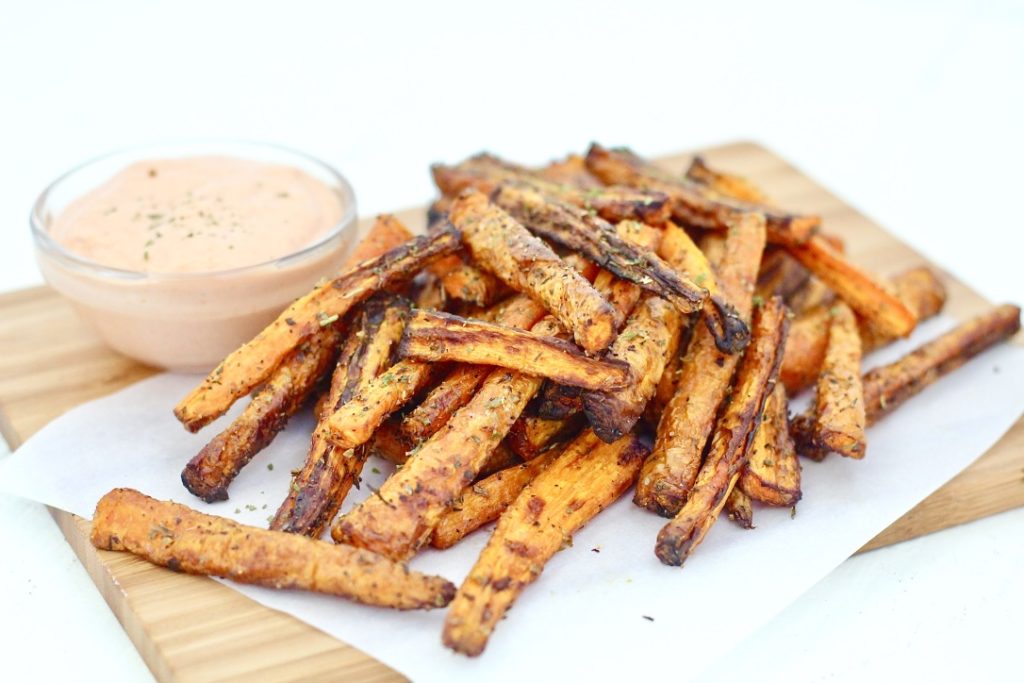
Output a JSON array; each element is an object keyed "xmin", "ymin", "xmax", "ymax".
[
  {"xmin": 33, "ymin": 144, "xmax": 357, "ymax": 372},
  {"xmin": 50, "ymin": 157, "xmax": 343, "ymax": 273}
]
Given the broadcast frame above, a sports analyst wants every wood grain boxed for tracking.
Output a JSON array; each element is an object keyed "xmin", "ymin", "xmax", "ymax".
[{"xmin": 0, "ymin": 142, "xmax": 1020, "ymax": 682}]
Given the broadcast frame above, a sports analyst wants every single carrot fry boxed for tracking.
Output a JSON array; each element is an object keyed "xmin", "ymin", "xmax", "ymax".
[
  {"xmin": 401, "ymin": 364, "xmax": 492, "ymax": 442},
  {"xmin": 863, "ymin": 304, "xmax": 1020, "ymax": 423},
  {"xmin": 398, "ymin": 310, "xmax": 633, "ymax": 393},
  {"xmin": 814, "ymin": 302, "xmax": 866, "ymax": 458},
  {"xmin": 322, "ymin": 359, "xmax": 441, "ymax": 451},
  {"xmin": 92, "ymin": 488, "xmax": 455, "ymax": 610},
  {"xmin": 738, "ymin": 383, "xmax": 802, "ymax": 506}
]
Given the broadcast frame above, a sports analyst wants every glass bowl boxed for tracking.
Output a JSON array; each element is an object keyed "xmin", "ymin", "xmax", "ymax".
[{"xmin": 31, "ymin": 141, "xmax": 358, "ymax": 372}]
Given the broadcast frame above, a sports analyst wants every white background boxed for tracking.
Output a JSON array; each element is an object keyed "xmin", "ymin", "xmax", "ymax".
[{"xmin": 1, "ymin": 1, "xmax": 1022, "ymax": 681}]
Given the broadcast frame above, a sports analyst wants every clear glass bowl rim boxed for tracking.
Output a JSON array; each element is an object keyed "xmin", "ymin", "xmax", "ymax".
[{"xmin": 30, "ymin": 139, "xmax": 358, "ymax": 281}]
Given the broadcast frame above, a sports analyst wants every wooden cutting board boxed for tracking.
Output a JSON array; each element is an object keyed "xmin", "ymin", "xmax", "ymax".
[{"xmin": 1, "ymin": 141, "xmax": 1021, "ymax": 683}]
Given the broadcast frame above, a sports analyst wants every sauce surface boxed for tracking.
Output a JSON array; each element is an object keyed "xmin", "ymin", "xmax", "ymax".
[{"xmin": 50, "ymin": 156, "xmax": 343, "ymax": 273}]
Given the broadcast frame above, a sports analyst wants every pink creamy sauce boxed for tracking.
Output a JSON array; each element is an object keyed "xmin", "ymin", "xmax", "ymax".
[
  {"xmin": 39, "ymin": 155, "xmax": 351, "ymax": 371},
  {"xmin": 50, "ymin": 156, "xmax": 343, "ymax": 272}
]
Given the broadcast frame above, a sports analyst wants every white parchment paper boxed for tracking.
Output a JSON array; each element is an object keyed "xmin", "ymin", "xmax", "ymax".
[{"xmin": 1, "ymin": 315, "xmax": 1021, "ymax": 682}]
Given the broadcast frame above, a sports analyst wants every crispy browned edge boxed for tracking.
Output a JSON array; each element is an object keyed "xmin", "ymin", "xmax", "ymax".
[
  {"xmin": 91, "ymin": 488, "xmax": 455, "ymax": 610},
  {"xmin": 442, "ymin": 430, "xmax": 648, "ymax": 656},
  {"xmin": 724, "ymin": 488, "xmax": 755, "ymax": 529},
  {"xmin": 491, "ymin": 183, "xmax": 750, "ymax": 355},
  {"xmin": 582, "ymin": 295, "xmax": 682, "ymax": 442},
  {"xmin": 433, "ymin": 152, "xmax": 671, "ymax": 225},
  {"xmin": 490, "ymin": 184, "xmax": 703, "ymax": 313},
  {"xmin": 585, "ymin": 143, "xmax": 819, "ymax": 245},
  {"xmin": 270, "ymin": 294, "xmax": 409, "ymax": 537},
  {"xmin": 757, "ymin": 249, "xmax": 809, "ymax": 301},
  {"xmin": 535, "ymin": 383, "xmax": 583, "ymax": 420},
  {"xmin": 738, "ymin": 382, "xmax": 802, "ymax": 506},
  {"xmin": 399, "ymin": 309, "xmax": 634, "ymax": 392},
  {"xmin": 786, "ymin": 276, "xmax": 835, "ymax": 315},
  {"xmin": 655, "ymin": 297, "xmax": 788, "ymax": 566},
  {"xmin": 590, "ymin": 219, "xmax": 665, "ymax": 328},
  {"xmin": 174, "ymin": 226, "xmax": 461, "ymax": 431}
]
